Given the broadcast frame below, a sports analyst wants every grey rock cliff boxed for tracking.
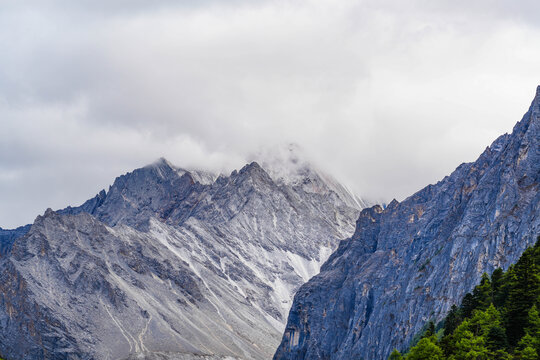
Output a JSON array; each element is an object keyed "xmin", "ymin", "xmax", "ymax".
[
  {"xmin": 274, "ymin": 86, "xmax": 540, "ymax": 360},
  {"xmin": 0, "ymin": 225, "xmax": 31, "ymax": 257},
  {"xmin": 0, "ymin": 151, "xmax": 364, "ymax": 360}
]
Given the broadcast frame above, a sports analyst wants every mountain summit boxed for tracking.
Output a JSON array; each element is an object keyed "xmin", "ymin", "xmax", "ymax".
[
  {"xmin": 274, "ymin": 87, "xmax": 540, "ymax": 359},
  {"xmin": 256, "ymin": 143, "xmax": 367, "ymax": 210},
  {"xmin": 0, "ymin": 154, "xmax": 365, "ymax": 359}
]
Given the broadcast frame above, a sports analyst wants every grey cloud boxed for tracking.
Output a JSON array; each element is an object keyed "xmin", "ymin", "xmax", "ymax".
[{"xmin": 1, "ymin": 0, "xmax": 540, "ymax": 227}]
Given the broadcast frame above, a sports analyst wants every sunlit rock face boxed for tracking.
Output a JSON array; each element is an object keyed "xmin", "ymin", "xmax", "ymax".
[
  {"xmin": 274, "ymin": 87, "xmax": 540, "ymax": 360},
  {"xmin": 0, "ymin": 149, "xmax": 364, "ymax": 360}
]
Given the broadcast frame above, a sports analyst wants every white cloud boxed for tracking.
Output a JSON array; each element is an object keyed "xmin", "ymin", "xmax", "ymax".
[{"xmin": 1, "ymin": 0, "xmax": 540, "ymax": 227}]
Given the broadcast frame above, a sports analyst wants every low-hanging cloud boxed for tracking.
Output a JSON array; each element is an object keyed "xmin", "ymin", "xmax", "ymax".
[{"xmin": 1, "ymin": 0, "xmax": 540, "ymax": 228}]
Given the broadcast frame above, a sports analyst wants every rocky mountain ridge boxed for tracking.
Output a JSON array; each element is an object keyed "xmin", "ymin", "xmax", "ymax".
[
  {"xmin": 274, "ymin": 86, "xmax": 540, "ymax": 359},
  {"xmin": 0, "ymin": 152, "xmax": 364, "ymax": 360}
]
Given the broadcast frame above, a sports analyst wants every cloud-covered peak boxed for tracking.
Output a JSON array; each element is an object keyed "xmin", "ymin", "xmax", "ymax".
[{"xmin": 253, "ymin": 143, "xmax": 312, "ymax": 184}]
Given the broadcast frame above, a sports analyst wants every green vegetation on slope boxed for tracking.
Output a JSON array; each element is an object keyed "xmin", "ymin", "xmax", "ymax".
[{"xmin": 390, "ymin": 236, "xmax": 540, "ymax": 359}]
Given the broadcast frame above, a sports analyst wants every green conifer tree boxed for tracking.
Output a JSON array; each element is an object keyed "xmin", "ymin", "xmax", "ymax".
[
  {"xmin": 389, "ymin": 349, "xmax": 404, "ymax": 360},
  {"xmin": 443, "ymin": 304, "xmax": 462, "ymax": 337},
  {"xmin": 491, "ymin": 268, "xmax": 505, "ymax": 308},
  {"xmin": 422, "ymin": 321, "xmax": 436, "ymax": 338},
  {"xmin": 486, "ymin": 325, "xmax": 508, "ymax": 352},
  {"xmin": 505, "ymin": 244, "xmax": 540, "ymax": 345},
  {"xmin": 406, "ymin": 336, "xmax": 444, "ymax": 360},
  {"xmin": 515, "ymin": 334, "xmax": 539, "ymax": 360},
  {"xmin": 472, "ymin": 273, "xmax": 492, "ymax": 311}
]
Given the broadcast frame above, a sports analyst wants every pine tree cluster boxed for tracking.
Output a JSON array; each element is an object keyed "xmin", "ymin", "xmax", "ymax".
[{"xmin": 390, "ymin": 236, "xmax": 540, "ymax": 360}]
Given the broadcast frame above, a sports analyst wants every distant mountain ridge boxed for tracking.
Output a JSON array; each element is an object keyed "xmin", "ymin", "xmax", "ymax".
[
  {"xmin": 0, "ymin": 149, "xmax": 365, "ymax": 360},
  {"xmin": 274, "ymin": 86, "xmax": 540, "ymax": 360}
]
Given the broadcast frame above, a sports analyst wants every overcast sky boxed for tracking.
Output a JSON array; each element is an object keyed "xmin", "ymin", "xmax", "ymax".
[{"xmin": 1, "ymin": 0, "xmax": 540, "ymax": 228}]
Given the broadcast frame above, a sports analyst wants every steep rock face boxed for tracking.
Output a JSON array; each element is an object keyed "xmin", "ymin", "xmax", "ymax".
[
  {"xmin": 0, "ymin": 225, "xmax": 31, "ymax": 257},
  {"xmin": 0, "ymin": 153, "xmax": 363, "ymax": 360},
  {"xmin": 274, "ymin": 87, "xmax": 540, "ymax": 360}
]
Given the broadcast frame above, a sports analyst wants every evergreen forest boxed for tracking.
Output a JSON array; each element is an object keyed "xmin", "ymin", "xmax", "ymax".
[{"xmin": 390, "ymin": 237, "xmax": 540, "ymax": 360}]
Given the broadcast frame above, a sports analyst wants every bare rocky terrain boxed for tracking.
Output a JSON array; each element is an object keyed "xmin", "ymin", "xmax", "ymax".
[{"xmin": 0, "ymin": 150, "xmax": 365, "ymax": 360}]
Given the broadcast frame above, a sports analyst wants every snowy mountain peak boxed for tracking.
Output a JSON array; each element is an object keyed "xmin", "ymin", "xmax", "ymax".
[
  {"xmin": 255, "ymin": 143, "xmax": 312, "ymax": 185},
  {"xmin": 238, "ymin": 161, "xmax": 265, "ymax": 174},
  {"xmin": 251, "ymin": 143, "xmax": 368, "ymax": 209},
  {"xmin": 236, "ymin": 161, "xmax": 273, "ymax": 183},
  {"xmin": 0, "ymin": 149, "xmax": 366, "ymax": 359},
  {"xmin": 147, "ymin": 156, "xmax": 176, "ymax": 171},
  {"xmin": 184, "ymin": 168, "xmax": 219, "ymax": 185}
]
